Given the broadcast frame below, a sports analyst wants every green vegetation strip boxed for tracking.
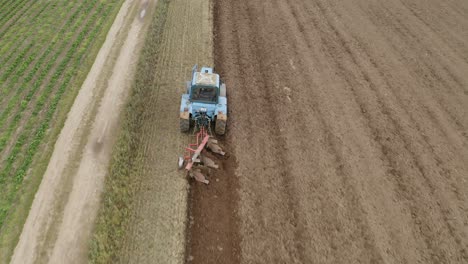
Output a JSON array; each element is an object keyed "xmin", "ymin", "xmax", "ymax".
[
  {"xmin": 0, "ymin": 0, "xmax": 96, "ymax": 148},
  {"xmin": 0, "ymin": 0, "xmax": 84, "ymax": 101},
  {"xmin": 0, "ymin": 0, "xmax": 112, "ymax": 227},
  {"xmin": 89, "ymin": 0, "xmax": 171, "ymax": 262},
  {"xmin": 0, "ymin": 1, "xmax": 125, "ymax": 261},
  {"xmin": 0, "ymin": 1, "xmax": 10, "ymax": 14},
  {"xmin": 0, "ymin": 1, "xmax": 67, "ymax": 79},
  {"xmin": 0, "ymin": 0, "xmax": 30, "ymax": 29},
  {"xmin": 0, "ymin": 43, "xmax": 33, "ymax": 88},
  {"xmin": 0, "ymin": 0, "xmax": 37, "ymax": 40},
  {"xmin": 0, "ymin": 1, "xmax": 52, "ymax": 63}
]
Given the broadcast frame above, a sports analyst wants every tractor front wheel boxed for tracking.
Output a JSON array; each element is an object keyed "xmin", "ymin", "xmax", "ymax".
[
  {"xmin": 215, "ymin": 118, "xmax": 226, "ymax": 135},
  {"xmin": 180, "ymin": 117, "xmax": 190, "ymax": 132}
]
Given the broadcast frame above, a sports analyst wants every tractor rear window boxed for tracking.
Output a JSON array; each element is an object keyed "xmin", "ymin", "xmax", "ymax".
[{"xmin": 192, "ymin": 87, "xmax": 217, "ymax": 102}]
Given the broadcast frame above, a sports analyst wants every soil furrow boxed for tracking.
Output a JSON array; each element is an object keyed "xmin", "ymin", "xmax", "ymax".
[
  {"xmin": 362, "ymin": 2, "xmax": 468, "ymax": 131},
  {"xmin": 306, "ymin": 1, "xmax": 467, "ymax": 260},
  {"xmin": 212, "ymin": 0, "xmax": 468, "ymax": 263}
]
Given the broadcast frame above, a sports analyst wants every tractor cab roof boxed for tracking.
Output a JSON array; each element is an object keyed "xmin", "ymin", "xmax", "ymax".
[{"xmin": 192, "ymin": 67, "xmax": 219, "ymax": 87}]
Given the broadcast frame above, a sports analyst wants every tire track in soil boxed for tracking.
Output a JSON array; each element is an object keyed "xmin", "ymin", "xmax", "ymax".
[
  {"xmin": 383, "ymin": 3, "xmax": 468, "ymax": 106},
  {"xmin": 272, "ymin": 0, "xmax": 387, "ymax": 261},
  {"xmin": 346, "ymin": 1, "xmax": 468, "ymax": 159},
  {"xmin": 234, "ymin": 1, "xmax": 308, "ymax": 261},
  {"xmin": 280, "ymin": 2, "xmax": 422, "ymax": 260},
  {"xmin": 361, "ymin": 2, "xmax": 468, "ymax": 133},
  {"xmin": 282, "ymin": 0, "xmax": 405, "ymax": 261},
  {"xmin": 396, "ymin": 0, "xmax": 468, "ymax": 63},
  {"xmin": 298, "ymin": 0, "xmax": 468, "ymax": 261},
  {"xmin": 339, "ymin": 0, "xmax": 468, "ymax": 214},
  {"xmin": 213, "ymin": 0, "xmax": 384, "ymax": 262}
]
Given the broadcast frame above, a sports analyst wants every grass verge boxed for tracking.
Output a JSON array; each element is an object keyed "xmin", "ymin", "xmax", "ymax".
[{"xmin": 89, "ymin": 0, "xmax": 171, "ymax": 262}]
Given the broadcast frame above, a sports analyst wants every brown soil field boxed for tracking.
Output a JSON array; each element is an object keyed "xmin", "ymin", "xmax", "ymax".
[{"xmin": 195, "ymin": 0, "xmax": 468, "ymax": 263}]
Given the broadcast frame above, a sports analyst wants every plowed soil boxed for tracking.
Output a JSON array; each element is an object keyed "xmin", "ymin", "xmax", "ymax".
[{"xmin": 197, "ymin": 0, "xmax": 468, "ymax": 263}]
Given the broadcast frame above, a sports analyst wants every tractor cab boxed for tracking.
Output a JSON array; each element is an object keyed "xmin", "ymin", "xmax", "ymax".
[
  {"xmin": 189, "ymin": 67, "xmax": 220, "ymax": 104},
  {"xmin": 191, "ymin": 86, "xmax": 218, "ymax": 103},
  {"xmin": 180, "ymin": 65, "xmax": 227, "ymax": 135}
]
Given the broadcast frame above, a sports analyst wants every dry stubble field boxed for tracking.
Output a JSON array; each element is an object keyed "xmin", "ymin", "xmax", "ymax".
[{"xmin": 90, "ymin": 0, "xmax": 213, "ymax": 263}]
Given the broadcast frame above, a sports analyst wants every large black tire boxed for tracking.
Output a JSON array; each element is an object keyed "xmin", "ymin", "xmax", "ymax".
[
  {"xmin": 180, "ymin": 118, "xmax": 190, "ymax": 132},
  {"xmin": 220, "ymin": 83, "xmax": 226, "ymax": 97},
  {"xmin": 215, "ymin": 118, "xmax": 226, "ymax": 135}
]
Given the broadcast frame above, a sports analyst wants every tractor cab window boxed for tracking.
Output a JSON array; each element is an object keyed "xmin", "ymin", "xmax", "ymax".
[{"xmin": 191, "ymin": 86, "xmax": 217, "ymax": 103}]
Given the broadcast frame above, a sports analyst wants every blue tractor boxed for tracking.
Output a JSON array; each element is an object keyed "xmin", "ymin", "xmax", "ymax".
[{"xmin": 180, "ymin": 65, "xmax": 227, "ymax": 135}]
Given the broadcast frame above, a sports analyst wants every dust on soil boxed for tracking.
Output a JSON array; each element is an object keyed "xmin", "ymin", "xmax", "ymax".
[
  {"xmin": 10, "ymin": 1, "xmax": 157, "ymax": 263},
  {"xmin": 211, "ymin": 0, "xmax": 468, "ymax": 263}
]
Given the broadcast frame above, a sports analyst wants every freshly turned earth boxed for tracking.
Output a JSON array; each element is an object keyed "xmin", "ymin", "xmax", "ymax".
[{"xmin": 188, "ymin": 0, "xmax": 468, "ymax": 263}]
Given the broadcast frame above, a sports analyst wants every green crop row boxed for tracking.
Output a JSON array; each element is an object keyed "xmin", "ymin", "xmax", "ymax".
[
  {"xmin": 0, "ymin": 1, "xmax": 38, "ymax": 40},
  {"xmin": 0, "ymin": 0, "xmax": 23, "ymax": 23},
  {"xmin": 0, "ymin": 0, "xmax": 101, "ymax": 179},
  {"xmin": 0, "ymin": 1, "xmax": 124, "ymax": 261},
  {"xmin": 0, "ymin": 1, "xmax": 10, "ymax": 13},
  {"xmin": 0, "ymin": 1, "xmax": 73, "ymax": 100},
  {"xmin": 0, "ymin": 2, "xmax": 48, "ymax": 63},
  {"xmin": 0, "ymin": 43, "xmax": 33, "ymax": 86},
  {"xmin": 0, "ymin": 0, "xmax": 95, "ymax": 135},
  {"xmin": 0, "ymin": 3, "xmax": 94, "ymax": 148},
  {"xmin": 0, "ymin": 0, "xmax": 116, "ymax": 229},
  {"xmin": 0, "ymin": 0, "xmax": 30, "ymax": 29}
]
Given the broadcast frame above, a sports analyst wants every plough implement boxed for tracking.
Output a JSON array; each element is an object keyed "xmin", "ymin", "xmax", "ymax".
[
  {"xmin": 178, "ymin": 109, "xmax": 226, "ymax": 184},
  {"xmin": 178, "ymin": 65, "xmax": 227, "ymax": 184}
]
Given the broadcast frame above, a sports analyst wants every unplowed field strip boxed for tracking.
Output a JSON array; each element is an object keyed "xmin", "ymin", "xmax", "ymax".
[
  {"xmin": 213, "ymin": 0, "xmax": 468, "ymax": 263},
  {"xmin": 90, "ymin": 0, "xmax": 214, "ymax": 263},
  {"xmin": 117, "ymin": 0, "xmax": 213, "ymax": 261}
]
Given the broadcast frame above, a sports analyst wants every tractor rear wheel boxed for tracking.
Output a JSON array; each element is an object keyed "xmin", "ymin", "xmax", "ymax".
[
  {"xmin": 180, "ymin": 118, "xmax": 190, "ymax": 132},
  {"xmin": 215, "ymin": 118, "xmax": 226, "ymax": 135}
]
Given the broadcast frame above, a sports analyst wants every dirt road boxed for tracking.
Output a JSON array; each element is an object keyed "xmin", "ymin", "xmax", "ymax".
[
  {"xmin": 208, "ymin": 0, "xmax": 468, "ymax": 263},
  {"xmin": 10, "ymin": 0, "xmax": 157, "ymax": 263}
]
